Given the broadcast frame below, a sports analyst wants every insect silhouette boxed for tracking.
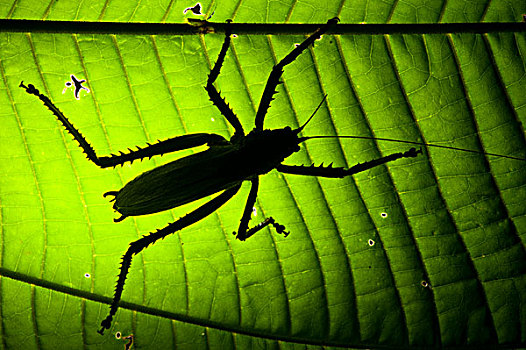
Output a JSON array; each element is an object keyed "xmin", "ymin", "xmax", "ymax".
[{"xmin": 19, "ymin": 18, "xmax": 523, "ymax": 335}]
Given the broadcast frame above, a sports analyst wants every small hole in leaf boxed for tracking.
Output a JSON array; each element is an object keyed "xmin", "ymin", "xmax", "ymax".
[
  {"xmin": 115, "ymin": 331, "xmax": 121, "ymax": 339},
  {"xmin": 421, "ymin": 280, "xmax": 429, "ymax": 288},
  {"xmin": 63, "ymin": 74, "xmax": 90, "ymax": 100},
  {"xmin": 183, "ymin": 3, "xmax": 202, "ymax": 15},
  {"xmin": 84, "ymin": 273, "xmax": 91, "ymax": 278},
  {"xmin": 123, "ymin": 334, "xmax": 134, "ymax": 350},
  {"xmin": 252, "ymin": 207, "xmax": 257, "ymax": 216},
  {"xmin": 368, "ymin": 239, "xmax": 375, "ymax": 246},
  {"xmin": 380, "ymin": 212, "xmax": 388, "ymax": 218}
]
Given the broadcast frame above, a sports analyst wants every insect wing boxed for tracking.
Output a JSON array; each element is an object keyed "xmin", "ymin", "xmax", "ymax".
[{"xmin": 114, "ymin": 146, "xmax": 241, "ymax": 216}]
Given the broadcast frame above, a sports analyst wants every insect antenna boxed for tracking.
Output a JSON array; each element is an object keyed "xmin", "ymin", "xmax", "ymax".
[
  {"xmin": 294, "ymin": 94, "xmax": 328, "ymax": 134},
  {"xmin": 293, "ymin": 93, "xmax": 524, "ymax": 161},
  {"xmin": 297, "ymin": 135, "xmax": 526, "ymax": 161}
]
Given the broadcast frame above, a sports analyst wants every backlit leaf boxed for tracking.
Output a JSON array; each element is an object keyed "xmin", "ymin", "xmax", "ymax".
[{"xmin": 0, "ymin": 0, "xmax": 525, "ymax": 348}]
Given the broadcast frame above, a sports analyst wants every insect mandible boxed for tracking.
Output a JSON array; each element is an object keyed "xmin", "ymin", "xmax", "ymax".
[{"xmin": 20, "ymin": 17, "xmax": 521, "ymax": 335}]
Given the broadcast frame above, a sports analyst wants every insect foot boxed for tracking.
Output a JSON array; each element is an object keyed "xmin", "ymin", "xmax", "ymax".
[
  {"xmin": 19, "ymin": 81, "xmax": 39, "ymax": 95},
  {"xmin": 234, "ymin": 217, "xmax": 289, "ymax": 241},
  {"xmin": 404, "ymin": 147, "xmax": 422, "ymax": 158},
  {"xmin": 97, "ymin": 318, "xmax": 112, "ymax": 335},
  {"xmin": 269, "ymin": 217, "xmax": 289, "ymax": 237},
  {"xmin": 225, "ymin": 19, "xmax": 232, "ymax": 34},
  {"xmin": 328, "ymin": 17, "xmax": 340, "ymax": 26}
]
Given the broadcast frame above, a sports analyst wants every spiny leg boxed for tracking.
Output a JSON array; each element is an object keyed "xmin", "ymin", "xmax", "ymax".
[
  {"xmin": 245, "ymin": 217, "xmax": 288, "ymax": 240},
  {"xmin": 277, "ymin": 148, "xmax": 422, "ymax": 177},
  {"xmin": 20, "ymin": 82, "xmax": 226, "ymax": 168},
  {"xmin": 204, "ymin": 20, "xmax": 244, "ymax": 137},
  {"xmin": 233, "ymin": 177, "xmax": 259, "ymax": 240},
  {"xmin": 236, "ymin": 216, "xmax": 289, "ymax": 241},
  {"xmin": 89, "ymin": 133, "xmax": 228, "ymax": 167},
  {"xmin": 254, "ymin": 17, "xmax": 339, "ymax": 130},
  {"xmin": 98, "ymin": 183, "xmax": 242, "ymax": 335},
  {"xmin": 233, "ymin": 177, "xmax": 289, "ymax": 241}
]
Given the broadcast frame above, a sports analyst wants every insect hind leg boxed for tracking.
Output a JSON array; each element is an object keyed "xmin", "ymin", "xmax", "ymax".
[{"xmin": 98, "ymin": 183, "xmax": 242, "ymax": 335}]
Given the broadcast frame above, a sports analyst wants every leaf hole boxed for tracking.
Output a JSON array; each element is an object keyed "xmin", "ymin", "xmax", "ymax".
[
  {"xmin": 421, "ymin": 280, "xmax": 429, "ymax": 288},
  {"xmin": 183, "ymin": 3, "xmax": 202, "ymax": 15}
]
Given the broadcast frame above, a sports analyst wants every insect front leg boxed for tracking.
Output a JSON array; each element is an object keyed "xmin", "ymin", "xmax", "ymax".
[
  {"xmin": 276, "ymin": 148, "xmax": 422, "ymax": 178},
  {"xmin": 204, "ymin": 20, "xmax": 244, "ymax": 138},
  {"xmin": 254, "ymin": 17, "xmax": 339, "ymax": 130},
  {"xmin": 98, "ymin": 183, "xmax": 242, "ymax": 335},
  {"xmin": 233, "ymin": 177, "xmax": 289, "ymax": 241},
  {"xmin": 92, "ymin": 133, "xmax": 228, "ymax": 168},
  {"xmin": 20, "ymin": 82, "xmax": 227, "ymax": 168}
]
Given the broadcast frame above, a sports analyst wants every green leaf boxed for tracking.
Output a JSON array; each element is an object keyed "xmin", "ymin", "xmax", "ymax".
[{"xmin": 0, "ymin": 0, "xmax": 525, "ymax": 348}]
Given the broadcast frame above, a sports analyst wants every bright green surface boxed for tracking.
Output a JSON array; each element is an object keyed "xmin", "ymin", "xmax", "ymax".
[{"xmin": 0, "ymin": 0, "xmax": 525, "ymax": 348}]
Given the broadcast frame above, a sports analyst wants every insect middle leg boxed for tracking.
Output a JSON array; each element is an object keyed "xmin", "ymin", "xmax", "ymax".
[
  {"xmin": 98, "ymin": 183, "xmax": 242, "ymax": 335},
  {"xmin": 254, "ymin": 17, "xmax": 339, "ymax": 130},
  {"xmin": 233, "ymin": 177, "xmax": 289, "ymax": 241},
  {"xmin": 19, "ymin": 82, "xmax": 227, "ymax": 168}
]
